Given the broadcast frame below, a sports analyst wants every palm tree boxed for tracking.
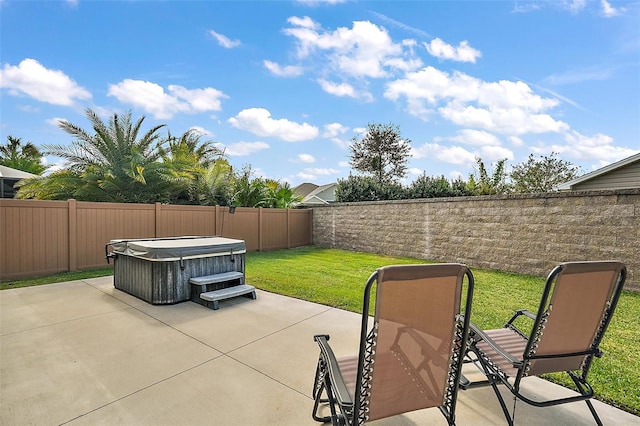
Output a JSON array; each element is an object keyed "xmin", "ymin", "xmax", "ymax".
[
  {"xmin": 18, "ymin": 109, "xmax": 168, "ymax": 202},
  {"xmin": 0, "ymin": 136, "xmax": 46, "ymax": 174},
  {"xmin": 158, "ymin": 129, "xmax": 226, "ymax": 204}
]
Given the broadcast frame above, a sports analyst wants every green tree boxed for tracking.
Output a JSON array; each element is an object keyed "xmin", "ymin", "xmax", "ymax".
[
  {"xmin": 17, "ymin": 109, "xmax": 168, "ymax": 202},
  {"xmin": 510, "ymin": 152, "xmax": 579, "ymax": 193},
  {"xmin": 335, "ymin": 174, "xmax": 406, "ymax": 202},
  {"xmin": 0, "ymin": 136, "xmax": 46, "ymax": 174},
  {"xmin": 349, "ymin": 123, "xmax": 411, "ymax": 185},
  {"xmin": 158, "ymin": 129, "xmax": 226, "ymax": 204},
  {"xmin": 263, "ymin": 180, "xmax": 303, "ymax": 208},
  {"xmin": 231, "ymin": 165, "xmax": 269, "ymax": 207},
  {"xmin": 192, "ymin": 159, "xmax": 234, "ymax": 206},
  {"xmin": 467, "ymin": 157, "xmax": 510, "ymax": 195}
]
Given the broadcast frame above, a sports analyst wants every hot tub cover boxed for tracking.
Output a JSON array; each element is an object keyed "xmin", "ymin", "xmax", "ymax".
[{"xmin": 108, "ymin": 236, "xmax": 246, "ymax": 261}]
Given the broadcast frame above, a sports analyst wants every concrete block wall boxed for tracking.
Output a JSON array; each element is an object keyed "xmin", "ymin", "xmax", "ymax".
[{"xmin": 312, "ymin": 189, "xmax": 639, "ymax": 291}]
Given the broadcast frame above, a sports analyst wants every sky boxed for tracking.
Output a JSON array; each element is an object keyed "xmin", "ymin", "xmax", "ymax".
[{"xmin": 1, "ymin": 0, "xmax": 639, "ymax": 188}]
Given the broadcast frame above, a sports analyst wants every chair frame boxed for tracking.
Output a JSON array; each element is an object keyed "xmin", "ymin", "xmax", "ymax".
[
  {"xmin": 312, "ymin": 264, "xmax": 474, "ymax": 426},
  {"xmin": 463, "ymin": 261, "xmax": 626, "ymax": 426}
]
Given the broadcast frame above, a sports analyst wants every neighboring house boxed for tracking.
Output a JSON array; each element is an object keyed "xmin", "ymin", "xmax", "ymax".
[
  {"xmin": 556, "ymin": 152, "xmax": 640, "ymax": 191},
  {"xmin": 0, "ymin": 165, "xmax": 36, "ymax": 198},
  {"xmin": 293, "ymin": 182, "xmax": 337, "ymax": 206}
]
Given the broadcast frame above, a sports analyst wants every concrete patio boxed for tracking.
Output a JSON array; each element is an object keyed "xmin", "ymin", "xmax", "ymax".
[{"xmin": 1, "ymin": 276, "xmax": 638, "ymax": 425}]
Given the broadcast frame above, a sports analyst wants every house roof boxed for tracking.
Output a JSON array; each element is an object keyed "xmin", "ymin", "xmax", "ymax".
[
  {"xmin": 0, "ymin": 165, "xmax": 37, "ymax": 179},
  {"xmin": 556, "ymin": 152, "xmax": 640, "ymax": 191},
  {"xmin": 300, "ymin": 183, "xmax": 337, "ymax": 205},
  {"xmin": 292, "ymin": 182, "xmax": 319, "ymax": 198}
]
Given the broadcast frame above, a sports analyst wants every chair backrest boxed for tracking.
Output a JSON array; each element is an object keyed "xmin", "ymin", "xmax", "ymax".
[
  {"xmin": 357, "ymin": 263, "xmax": 473, "ymax": 423},
  {"xmin": 525, "ymin": 261, "xmax": 626, "ymax": 376}
]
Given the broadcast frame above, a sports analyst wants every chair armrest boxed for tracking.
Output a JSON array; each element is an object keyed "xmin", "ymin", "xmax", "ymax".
[
  {"xmin": 469, "ymin": 323, "xmax": 523, "ymax": 368},
  {"xmin": 314, "ymin": 335, "xmax": 354, "ymax": 408}
]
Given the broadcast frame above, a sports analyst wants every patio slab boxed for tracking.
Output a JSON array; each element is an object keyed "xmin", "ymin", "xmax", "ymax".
[{"xmin": 1, "ymin": 276, "xmax": 639, "ymax": 425}]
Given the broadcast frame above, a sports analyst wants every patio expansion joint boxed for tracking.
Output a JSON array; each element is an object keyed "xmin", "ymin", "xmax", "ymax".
[
  {"xmin": 216, "ymin": 305, "xmax": 337, "ymax": 401},
  {"xmin": 58, "ymin": 355, "xmax": 222, "ymax": 425}
]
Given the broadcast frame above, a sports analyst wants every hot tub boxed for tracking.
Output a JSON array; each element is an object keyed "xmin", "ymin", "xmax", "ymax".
[{"xmin": 106, "ymin": 236, "xmax": 246, "ymax": 304}]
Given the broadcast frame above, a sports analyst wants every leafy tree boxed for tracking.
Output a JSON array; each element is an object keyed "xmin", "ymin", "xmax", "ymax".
[
  {"xmin": 467, "ymin": 157, "xmax": 510, "ymax": 195},
  {"xmin": 0, "ymin": 136, "xmax": 46, "ymax": 174},
  {"xmin": 408, "ymin": 174, "xmax": 452, "ymax": 198},
  {"xmin": 510, "ymin": 152, "xmax": 579, "ymax": 193},
  {"xmin": 335, "ymin": 175, "xmax": 406, "ymax": 202},
  {"xmin": 349, "ymin": 122, "xmax": 411, "ymax": 185},
  {"xmin": 18, "ymin": 109, "xmax": 168, "ymax": 202}
]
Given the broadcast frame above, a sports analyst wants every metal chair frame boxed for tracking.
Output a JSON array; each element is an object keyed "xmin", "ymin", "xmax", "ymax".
[
  {"xmin": 463, "ymin": 261, "xmax": 626, "ymax": 426},
  {"xmin": 312, "ymin": 264, "xmax": 474, "ymax": 426}
]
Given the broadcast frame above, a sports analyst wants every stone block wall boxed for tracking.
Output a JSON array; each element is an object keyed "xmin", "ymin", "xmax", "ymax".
[{"xmin": 312, "ymin": 189, "xmax": 639, "ymax": 291}]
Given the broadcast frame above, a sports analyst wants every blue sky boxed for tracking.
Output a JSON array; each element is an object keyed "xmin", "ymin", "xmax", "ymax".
[{"xmin": 1, "ymin": 0, "xmax": 639, "ymax": 187}]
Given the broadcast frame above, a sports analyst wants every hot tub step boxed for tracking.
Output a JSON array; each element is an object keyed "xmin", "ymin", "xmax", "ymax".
[
  {"xmin": 189, "ymin": 271, "xmax": 244, "ymax": 286},
  {"xmin": 199, "ymin": 284, "xmax": 256, "ymax": 310}
]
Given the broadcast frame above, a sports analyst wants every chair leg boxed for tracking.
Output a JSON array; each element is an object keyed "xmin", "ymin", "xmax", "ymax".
[
  {"xmin": 585, "ymin": 400, "xmax": 604, "ymax": 426},
  {"xmin": 312, "ymin": 380, "xmax": 332, "ymax": 423},
  {"xmin": 486, "ymin": 374, "xmax": 515, "ymax": 426}
]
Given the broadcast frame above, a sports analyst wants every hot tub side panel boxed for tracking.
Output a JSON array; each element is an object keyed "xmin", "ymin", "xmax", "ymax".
[{"xmin": 113, "ymin": 254, "xmax": 245, "ymax": 304}]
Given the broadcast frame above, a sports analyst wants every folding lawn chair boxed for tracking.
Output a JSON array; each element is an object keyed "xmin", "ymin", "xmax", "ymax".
[
  {"xmin": 311, "ymin": 263, "xmax": 474, "ymax": 425},
  {"xmin": 463, "ymin": 261, "xmax": 626, "ymax": 425}
]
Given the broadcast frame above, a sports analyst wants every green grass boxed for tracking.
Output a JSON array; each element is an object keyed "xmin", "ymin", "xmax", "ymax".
[
  {"xmin": 2, "ymin": 247, "xmax": 638, "ymax": 415},
  {"xmin": 245, "ymin": 247, "xmax": 640, "ymax": 415},
  {"xmin": 0, "ymin": 267, "xmax": 114, "ymax": 290}
]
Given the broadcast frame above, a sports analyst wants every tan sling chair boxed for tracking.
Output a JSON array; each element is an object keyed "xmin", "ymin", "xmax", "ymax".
[
  {"xmin": 312, "ymin": 264, "xmax": 474, "ymax": 425},
  {"xmin": 463, "ymin": 261, "xmax": 626, "ymax": 426}
]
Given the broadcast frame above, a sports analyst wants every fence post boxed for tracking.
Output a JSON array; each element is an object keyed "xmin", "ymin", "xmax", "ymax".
[
  {"xmin": 258, "ymin": 207, "xmax": 263, "ymax": 251},
  {"xmin": 287, "ymin": 209, "xmax": 291, "ymax": 248},
  {"xmin": 215, "ymin": 205, "xmax": 220, "ymax": 235},
  {"xmin": 68, "ymin": 199, "xmax": 77, "ymax": 271},
  {"xmin": 155, "ymin": 203, "xmax": 162, "ymax": 237}
]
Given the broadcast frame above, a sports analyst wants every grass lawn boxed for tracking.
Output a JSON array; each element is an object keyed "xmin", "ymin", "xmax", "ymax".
[
  {"xmin": 2, "ymin": 246, "xmax": 638, "ymax": 415},
  {"xmin": 245, "ymin": 246, "xmax": 640, "ymax": 416}
]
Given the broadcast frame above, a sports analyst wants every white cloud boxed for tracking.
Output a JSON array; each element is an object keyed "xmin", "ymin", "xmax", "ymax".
[
  {"xmin": 209, "ymin": 30, "xmax": 241, "ymax": 48},
  {"xmin": 298, "ymin": 153, "xmax": 316, "ymax": 163},
  {"xmin": 318, "ymin": 79, "xmax": 372, "ymax": 101},
  {"xmin": 541, "ymin": 130, "xmax": 638, "ymax": 162},
  {"xmin": 188, "ymin": 126, "xmax": 212, "ymax": 136},
  {"xmin": 228, "ymin": 108, "xmax": 319, "ymax": 142},
  {"xmin": 566, "ymin": 0, "xmax": 587, "ymax": 14},
  {"xmin": 478, "ymin": 145, "xmax": 514, "ymax": 162},
  {"xmin": 600, "ymin": 0, "xmax": 623, "ymax": 17},
  {"xmin": 385, "ymin": 66, "xmax": 569, "ymax": 136},
  {"xmin": 297, "ymin": 167, "xmax": 339, "ymax": 180},
  {"xmin": 412, "ymin": 143, "xmax": 476, "ymax": 165},
  {"xmin": 323, "ymin": 122, "xmax": 349, "ymax": 138},
  {"xmin": 283, "ymin": 17, "xmax": 415, "ymax": 78},
  {"xmin": 449, "ymin": 129, "xmax": 501, "ymax": 146},
  {"xmin": 509, "ymin": 136, "xmax": 525, "ymax": 147},
  {"xmin": 108, "ymin": 79, "xmax": 228, "ymax": 119},
  {"xmin": 263, "ymin": 60, "xmax": 304, "ymax": 77},
  {"xmin": 216, "ymin": 141, "xmax": 270, "ymax": 156},
  {"xmin": 424, "ymin": 38, "xmax": 481, "ymax": 63},
  {"xmin": 45, "ymin": 117, "xmax": 65, "ymax": 127},
  {"xmin": 0, "ymin": 58, "xmax": 91, "ymax": 106}
]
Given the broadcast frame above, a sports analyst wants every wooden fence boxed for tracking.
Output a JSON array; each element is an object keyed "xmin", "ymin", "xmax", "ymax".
[{"xmin": 0, "ymin": 199, "xmax": 313, "ymax": 281}]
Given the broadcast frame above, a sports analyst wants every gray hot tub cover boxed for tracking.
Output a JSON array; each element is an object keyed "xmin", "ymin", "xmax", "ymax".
[{"xmin": 108, "ymin": 236, "xmax": 246, "ymax": 261}]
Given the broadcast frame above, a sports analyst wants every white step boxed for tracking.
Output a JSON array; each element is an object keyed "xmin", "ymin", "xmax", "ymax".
[
  {"xmin": 199, "ymin": 284, "xmax": 256, "ymax": 310},
  {"xmin": 189, "ymin": 271, "xmax": 244, "ymax": 286}
]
